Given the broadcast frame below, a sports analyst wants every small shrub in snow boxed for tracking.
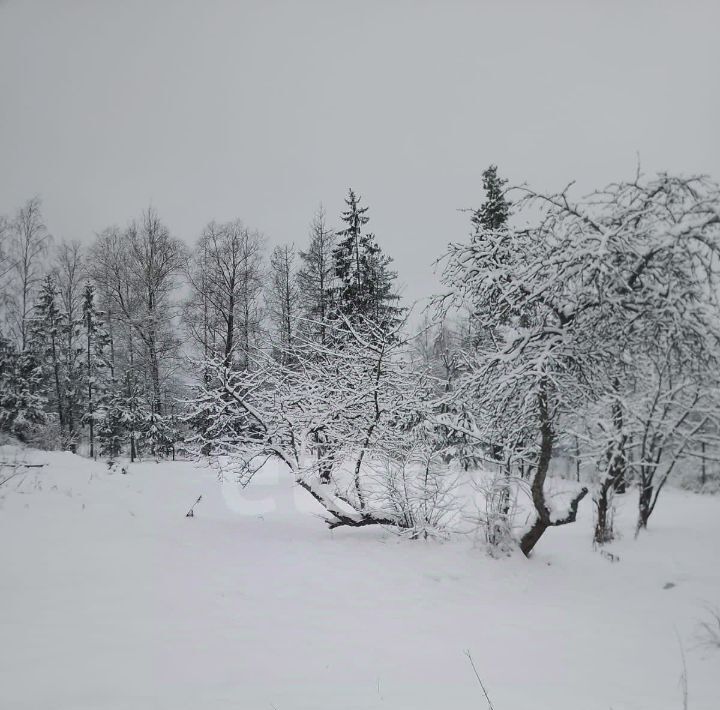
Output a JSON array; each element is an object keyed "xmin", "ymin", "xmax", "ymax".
[
  {"xmin": 697, "ymin": 606, "xmax": 720, "ymax": 650},
  {"xmin": 373, "ymin": 451, "xmax": 462, "ymax": 540},
  {"xmin": 471, "ymin": 470, "xmax": 518, "ymax": 557}
]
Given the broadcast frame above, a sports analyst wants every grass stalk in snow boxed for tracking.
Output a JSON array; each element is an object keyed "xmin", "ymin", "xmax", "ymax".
[{"xmin": 465, "ymin": 650, "xmax": 496, "ymax": 710}]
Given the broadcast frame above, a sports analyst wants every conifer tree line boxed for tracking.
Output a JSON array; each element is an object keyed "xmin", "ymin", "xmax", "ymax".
[
  {"xmin": 2, "ymin": 168, "xmax": 720, "ymax": 554},
  {"xmin": 0, "ymin": 190, "xmax": 401, "ymax": 460}
]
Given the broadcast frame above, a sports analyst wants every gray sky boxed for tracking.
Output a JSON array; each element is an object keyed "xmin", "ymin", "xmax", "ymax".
[{"xmin": 1, "ymin": 0, "xmax": 719, "ymax": 307}]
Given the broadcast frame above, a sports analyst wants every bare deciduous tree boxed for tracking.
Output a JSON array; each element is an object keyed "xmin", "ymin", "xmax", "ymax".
[
  {"xmin": 268, "ymin": 243, "xmax": 299, "ymax": 360},
  {"xmin": 125, "ymin": 208, "xmax": 185, "ymax": 415},
  {"xmin": 6, "ymin": 197, "xmax": 51, "ymax": 350},
  {"xmin": 55, "ymin": 240, "xmax": 85, "ymax": 445},
  {"xmin": 298, "ymin": 205, "xmax": 336, "ymax": 345},
  {"xmin": 185, "ymin": 220, "xmax": 264, "ymax": 369}
]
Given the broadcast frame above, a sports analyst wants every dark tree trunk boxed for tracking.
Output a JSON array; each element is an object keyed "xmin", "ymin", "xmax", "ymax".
[
  {"xmin": 519, "ymin": 381, "xmax": 588, "ymax": 557},
  {"xmin": 637, "ymin": 482, "xmax": 653, "ymax": 532},
  {"xmin": 594, "ymin": 425, "xmax": 628, "ymax": 544},
  {"xmin": 149, "ymin": 343, "xmax": 162, "ymax": 416},
  {"xmin": 224, "ymin": 289, "xmax": 235, "ymax": 368},
  {"xmin": 51, "ymin": 334, "xmax": 65, "ymax": 438},
  {"xmin": 520, "ymin": 517, "xmax": 549, "ymax": 557},
  {"xmin": 594, "ymin": 477, "xmax": 614, "ymax": 545},
  {"xmin": 610, "ymin": 394, "xmax": 627, "ymax": 493},
  {"xmin": 315, "ymin": 432, "xmax": 333, "ymax": 484},
  {"xmin": 86, "ymin": 313, "xmax": 93, "ymax": 458}
]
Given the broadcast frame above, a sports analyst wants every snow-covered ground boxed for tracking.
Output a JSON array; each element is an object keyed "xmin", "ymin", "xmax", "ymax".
[{"xmin": 1, "ymin": 447, "xmax": 718, "ymax": 710}]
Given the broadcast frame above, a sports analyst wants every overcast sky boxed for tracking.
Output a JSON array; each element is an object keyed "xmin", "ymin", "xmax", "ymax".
[{"xmin": 1, "ymin": 0, "xmax": 719, "ymax": 306}]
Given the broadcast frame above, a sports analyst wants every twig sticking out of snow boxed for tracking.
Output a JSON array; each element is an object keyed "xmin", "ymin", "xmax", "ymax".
[
  {"xmin": 676, "ymin": 632, "xmax": 688, "ymax": 710},
  {"xmin": 465, "ymin": 650, "xmax": 496, "ymax": 710},
  {"xmin": 185, "ymin": 495, "xmax": 202, "ymax": 517}
]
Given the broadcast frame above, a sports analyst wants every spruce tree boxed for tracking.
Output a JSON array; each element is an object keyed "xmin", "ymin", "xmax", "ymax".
[
  {"xmin": 81, "ymin": 282, "xmax": 111, "ymax": 458},
  {"xmin": 0, "ymin": 335, "xmax": 46, "ymax": 440},
  {"xmin": 29, "ymin": 275, "xmax": 67, "ymax": 442},
  {"xmin": 444, "ymin": 166, "xmax": 512, "ymax": 469},
  {"xmin": 96, "ymin": 384, "xmax": 125, "ymax": 459},
  {"xmin": 118, "ymin": 368, "xmax": 148, "ymax": 462},
  {"xmin": 59, "ymin": 298, "xmax": 84, "ymax": 451},
  {"xmin": 331, "ymin": 189, "xmax": 402, "ymax": 334},
  {"xmin": 471, "ymin": 165, "xmax": 511, "ymax": 232}
]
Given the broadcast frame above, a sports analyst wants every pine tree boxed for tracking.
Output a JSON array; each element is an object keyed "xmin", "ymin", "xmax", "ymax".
[
  {"xmin": 28, "ymin": 275, "xmax": 67, "ymax": 443},
  {"xmin": 331, "ymin": 189, "xmax": 402, "ymax": 334},
  {"xmin": 441, "ymin": 166, "xmax": 512, "ymax": 471}
]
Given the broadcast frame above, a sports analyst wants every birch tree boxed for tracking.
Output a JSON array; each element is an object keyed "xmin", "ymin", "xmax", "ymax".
[
  {"xmin": 55, "ymin": 241, "xmax": 85, "ymax": 447},
  {"xmin": 6, "ymin": 197, "xmax": 51, "ymax": 350}
]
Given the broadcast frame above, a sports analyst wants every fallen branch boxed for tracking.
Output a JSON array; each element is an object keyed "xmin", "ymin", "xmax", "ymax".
[
  {"xmin": 0, "ymin": 462, "xmax": 46, "ymax": 468},
  {"xmin": 295, "ymin": 477, "xmax": 401, "ymax": 530}
]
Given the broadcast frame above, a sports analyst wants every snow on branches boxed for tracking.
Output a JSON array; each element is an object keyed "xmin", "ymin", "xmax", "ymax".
[
  {"xmin": 437, "ymin": 171, "xmax": 720, "ymax": 554},
  {"xmin": 188, "ymin": 316, "xmax": 449, "ymax": 534}
]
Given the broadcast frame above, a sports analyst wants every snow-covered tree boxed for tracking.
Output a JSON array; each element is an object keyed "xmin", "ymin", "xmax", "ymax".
[
  {"xmin": 81, "ymin": 282, "xmax": 112, "ymax": 458},
  {"xmin": 628, "ymin": 345, "xmax": 719, "ymax": 532},
  {"xmin": 0, "ymin": 334, "xmax": 46, "ymax": 440},
  {"xmin": 188, "ymin": 316, "xmax": 449, "ymax": 534},
  {"xmin": 87, "ymin": 210, "xmax": 185, "ymax": 456},
  {"xmin": 28, "ymin": 275, "xmax": 67, "ymax": 443},
  {"xmin": 438, "ymin": 171, "xmax": 720, "ymax": 554}
]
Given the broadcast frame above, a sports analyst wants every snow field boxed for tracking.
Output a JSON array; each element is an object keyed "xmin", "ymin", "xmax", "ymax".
[{"xmin": 1, "ymin": 448, "xmax": 718, "ymax": 709}]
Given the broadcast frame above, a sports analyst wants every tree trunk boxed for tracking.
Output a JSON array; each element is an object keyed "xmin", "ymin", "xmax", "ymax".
[
  {"xmin": 519, "ymin": 381, "xmax": 588, "ymax": 557},
  {"xmin": 224, "ymin": 290, "xmax": 235, "ymax": 368},
  {"xmin": 146, "ymin": 333, "xmax": 162, "ymax": 416},
  {"xmin": 610, "ymin": 385, "xmax": 627, "ymax": 493},
  {"xmin": 315, "ymin": 432, "xmax": 332, "ymax": 484},
  {"xmin": 594, "ymin": 422, "xmax": 627, "ymax": 544},
  {"xmin": 519, "ymin": 387, "xmax": 554, "ymax": 556},
  {"xmin": 87, "ymin": 324, "xmax": 94, "ymax": 459},
  {"xmin": 637, "ymin": 481, "xmax": 653, "ymax": 533},
  {"xmin": 520, "ymin": 517, "xmax": 549, "ymax": 557},
  {"xmin": 51, "ymin": 333, "xmax": 65, "ymax": 438},
  {"xmin": 594, "ymin": 476, "xmax": 614, "ymax": 545}
]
